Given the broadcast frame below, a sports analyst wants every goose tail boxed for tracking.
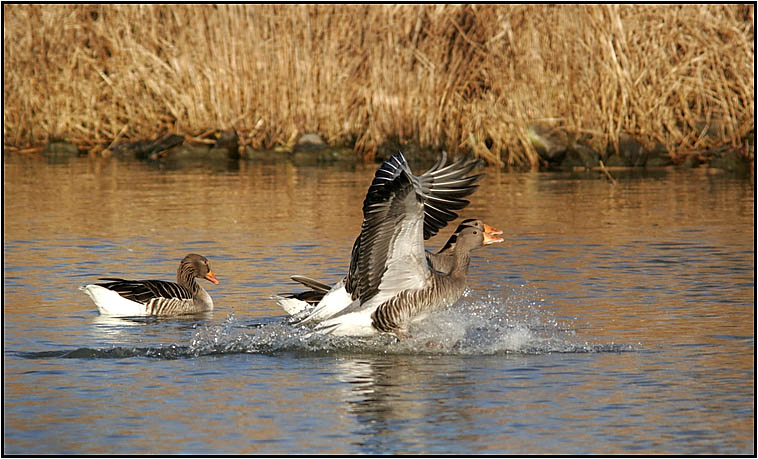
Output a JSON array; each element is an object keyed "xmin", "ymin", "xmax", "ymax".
[{"xmin": 81, "ymin": 284, "xmax": 148, "ymax": 316}]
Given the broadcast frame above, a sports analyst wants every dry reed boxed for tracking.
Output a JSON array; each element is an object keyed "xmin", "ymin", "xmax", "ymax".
[{"xmin": 3, "ymin": 4, "xmax": 754, "ymax": 167}]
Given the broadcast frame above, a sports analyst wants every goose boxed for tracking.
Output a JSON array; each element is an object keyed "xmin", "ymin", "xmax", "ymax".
[
  {"xmin": 274, "ymin": 152, "xmax": 484, "ymax": 321},
  {"xmin": 277, "ymin": 218, "xmax": 502, "ymax": 315},
  {"xmin": 81, "ymin": 253, "xmax": 220, "ymax": 316},
  {"xmin": 315, "ymin": 226, "xmax": 502, "ymax": 337},
  {"xmin": 308, "ymin": 153, "xmax": 503, "ymax": 337},
  {"xmin": 427, "ymin": 218, "xmax": 502, "ymax": 274}
]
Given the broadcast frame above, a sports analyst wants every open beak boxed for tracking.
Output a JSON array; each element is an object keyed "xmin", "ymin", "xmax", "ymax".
[
  {"xmin": 205, "ymin": 270, "xmax": 220, "ymax": 285},
  {"xmin": 483, "ymin": 223, "xmax": 503, "ymax": 236},
  {"xmin": 483, "ymin": 231, "xmax": 504, "ymax": 245}
]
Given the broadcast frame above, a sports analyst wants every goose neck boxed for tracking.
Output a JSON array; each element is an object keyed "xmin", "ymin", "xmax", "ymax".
[
  {"xmin": 449, "ymin": 250, "xmax": 472, "ymax": 277},
  {"xmin": 177, "ymin": 266, "xmax": 200, "ymax": 295}
]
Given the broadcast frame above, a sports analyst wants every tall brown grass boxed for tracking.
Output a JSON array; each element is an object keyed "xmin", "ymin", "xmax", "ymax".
[{"xmin": 3, "ymin": 4, "xmax": 754, "ymax": 167}]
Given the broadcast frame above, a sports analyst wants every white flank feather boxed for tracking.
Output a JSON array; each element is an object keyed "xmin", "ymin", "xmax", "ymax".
[
  {"xmin": 297, "ymin": 279, "xmax": 353, "ymax": 325},
  {"xmin": 273, "ymin": 295, "xmax": 310, "ymax": 316},
  {"xmin": 80, "ymin": 284, "xmax": 149, "ymax": 316}
]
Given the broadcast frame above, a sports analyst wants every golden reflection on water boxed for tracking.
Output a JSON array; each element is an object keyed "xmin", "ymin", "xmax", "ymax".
[
  {"xmin": 3, "ymin": 155, "xmax": 754, "ymax": 454},
  {"xmin": 5, "ymin": 156, "xmax": 369, "ymax": 242}
]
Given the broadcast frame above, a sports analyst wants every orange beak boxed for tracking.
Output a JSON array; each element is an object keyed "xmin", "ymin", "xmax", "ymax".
[
  {"xmin": 483, "ymin": 223, "xmax": 503, "ymax": 236},
  {"xmin": 483, "ymin": 231, "xmax": 504, "ymax": 245},
  {"xmin": 205, "ymin": 270, "xmax": 220, "ymax": 285}
]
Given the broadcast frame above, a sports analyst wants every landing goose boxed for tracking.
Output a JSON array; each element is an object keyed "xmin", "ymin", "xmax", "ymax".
[
  {"xmin": 275, "ymin": 152, "xmax": 484, "ymax": 321},
  {"xmin": 320, "ymin": 226, "xmax": 502, "ymax": 336},
  {"xmin": 278, "ymin": 218, "xmax": 502, "ymax": 314},
  {"xmin": 81, "ymin": 253, "xmax": 220, "ymax": 316},
  {"xmin": 306, "ymin": 152, "xmax": 502, "ymax": 336}
]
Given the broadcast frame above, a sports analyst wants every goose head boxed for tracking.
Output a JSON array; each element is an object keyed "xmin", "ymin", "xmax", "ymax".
[
  {"xmin": 180, "ymin": 253, "xmax": 220, "ymax": 284},
  {"xmin": 440, "ymin": 219, "xmax": 503, "ymax": 253},
  {"xmin": 455, "ymin": 225, "xmax": 505, "ymax": 253},
  {"xmin": 459, "ymin": 218, "xmax": 503, "ymax": 237}
]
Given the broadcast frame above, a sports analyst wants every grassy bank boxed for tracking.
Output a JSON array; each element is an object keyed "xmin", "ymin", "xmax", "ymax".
[{"xmin": 3, "ymin": 4, "xmax": 754, "ymax": 168}]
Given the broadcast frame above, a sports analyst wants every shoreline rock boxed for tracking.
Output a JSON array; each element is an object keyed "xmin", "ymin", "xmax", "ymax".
[{"xmin": 6, "ymin": 128, "xmax": 753, "ymax": 179}]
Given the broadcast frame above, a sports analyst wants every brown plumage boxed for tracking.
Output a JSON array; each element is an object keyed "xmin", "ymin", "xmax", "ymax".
[{"xmin": 81, "ymin": 254, "xmax": 220, "ymax": 316}]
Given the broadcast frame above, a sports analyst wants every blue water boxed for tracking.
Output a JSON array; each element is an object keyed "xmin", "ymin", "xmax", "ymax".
[{"xmin": 3, "ymin": 156, "xmax": 754, "ymax": 454}]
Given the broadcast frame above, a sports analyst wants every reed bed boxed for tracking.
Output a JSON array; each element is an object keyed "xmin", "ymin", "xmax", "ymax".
[{"xmin": 3, "ymin": 4, "xmax": 754, "ymax": 167}]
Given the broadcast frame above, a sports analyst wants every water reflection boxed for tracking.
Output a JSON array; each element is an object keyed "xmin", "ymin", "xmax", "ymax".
[
  {"xmin": 2, "ymin": 154, "xmax": 754, "ymax": 454},
  {"xmin": 339, "ymin": 356, "xmax": 478, "ymax": 452},
  {"xmin": 88, "ymin": 313, "xmax": 213, "ymax": 341}
]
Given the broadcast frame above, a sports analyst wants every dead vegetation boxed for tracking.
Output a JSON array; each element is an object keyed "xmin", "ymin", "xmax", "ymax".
[{"xmin": 3, "ymin": 4, "xmax": 754, "ymax": 167}]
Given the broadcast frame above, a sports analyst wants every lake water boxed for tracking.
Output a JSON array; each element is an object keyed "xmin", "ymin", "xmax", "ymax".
[{"xmin": 2, "ymin": 153, "xmax": 754, "ymax": 454}]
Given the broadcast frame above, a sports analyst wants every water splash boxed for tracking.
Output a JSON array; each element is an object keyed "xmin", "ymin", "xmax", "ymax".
[
  {"xmin": 16, "ymin": 287, "xmax": 637, "ymax": 360},
  {"xmin": 189, "ymin": 286, "xmax": 636, "ymax": 357}
]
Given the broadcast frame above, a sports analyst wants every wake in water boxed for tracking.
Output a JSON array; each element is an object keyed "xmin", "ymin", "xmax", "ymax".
[
  {"xmin": 218, "ymin": 286, "xmax": 634, "ymax": 356},
  {"xmin": 18, "ymin": 286, "xmax": 635, "ymax": 360}
]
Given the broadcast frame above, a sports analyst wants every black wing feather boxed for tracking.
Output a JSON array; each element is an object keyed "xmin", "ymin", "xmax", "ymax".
[
  {"xmin": 290, "ymin": 275, "xmax": 332, "ymax": 293},
  {"xmin": 344, "ymin": 151, "xmax": 483, "ymax": 296},
  {"xmin": 417, "ymin": 154, "xmax": 484, "ymax": 239},
  {"xmin": 96, "ymin": 278, "xmax": 193, "ymax": 304},
  {"xmin": 347, "ymin": 155, "xmax": 418, "ymax": 301}
]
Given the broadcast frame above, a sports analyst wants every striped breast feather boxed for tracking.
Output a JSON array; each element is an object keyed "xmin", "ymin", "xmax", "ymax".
[
  {"xmin": 96, "ymin": 278, "xmax": 193, "ymax": 304},
  {"xmin": 146, "ymin": 297, "xmax": 193, "ymax": 315}
]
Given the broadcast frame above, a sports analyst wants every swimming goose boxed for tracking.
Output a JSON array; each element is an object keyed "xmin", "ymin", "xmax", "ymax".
[
  {"xmin": 81, "ymin": 253, "xmax": 220, "ymax": 316},
  {"xmin": 275, "ymin": 152, "xmax": 484, "ymax": 321},
  {"xmin": 309, "ymin": 154, "xmax": 503, "ymax": 337},
  {"xmin": 277, "ymin": 218, "xmax": 502, "ymax": 315}
]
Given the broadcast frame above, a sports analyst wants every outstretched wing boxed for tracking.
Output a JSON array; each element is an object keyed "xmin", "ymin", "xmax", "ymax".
[
  {"xmin": 416, "ymin": 151, "xmax": 484, "ymax": 239},
  {"xmin": 346, "ymin": 152, "xmax": 483, "ymax": 298},
  {"xmin": 329, "ymin": 153, "xmax": 429, "ymax": 322},
  {"xmin": 96, "ymin": 278, "xmax": 192, "ymax": 305}
]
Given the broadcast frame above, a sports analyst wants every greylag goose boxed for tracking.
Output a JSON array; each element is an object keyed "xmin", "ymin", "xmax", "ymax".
[
  {"xmin": 317, "ymin": 226, "xmax": 502, "ymax": 336},
  {"xmin": 275, "ymin": 152, "xmax": 484, "ymax": 321},
  {"xmin": 278, "ymin": 218, "xmax": 502, "ymax": 314},
  {"xmin": 81, "ymin": 253, "xmax": 220, "ymax": 316},
  {"xmin": 426, "ymin": 218, "xmax": 502, "ymax": 274},
  {"xmin": 301, "ymin": 152, "xmax": 502, "ymax": 336}
]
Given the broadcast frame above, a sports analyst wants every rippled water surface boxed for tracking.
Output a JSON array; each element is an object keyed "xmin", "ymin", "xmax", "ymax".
[{"xmin": 3, "ymin": 154, "xmax": 754, "ymax": 454}]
